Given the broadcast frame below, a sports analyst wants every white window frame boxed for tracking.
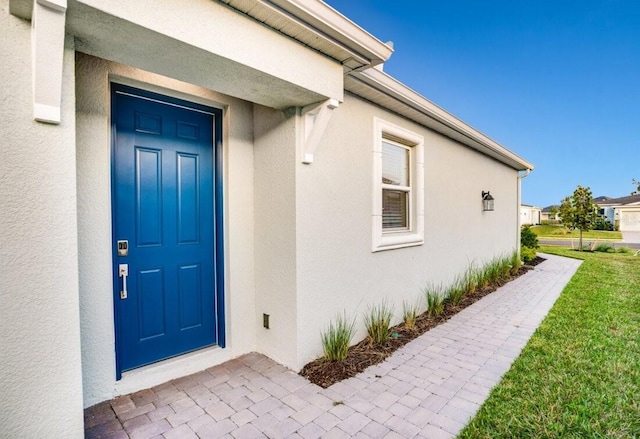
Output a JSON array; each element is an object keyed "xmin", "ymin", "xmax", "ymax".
[{"xmin": 372, "ymin": 118, "xmax": 424, "ymax": 252}]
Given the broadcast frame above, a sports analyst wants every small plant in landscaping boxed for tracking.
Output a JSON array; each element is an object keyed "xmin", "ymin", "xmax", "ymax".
[
  {"xmin": 461, "ymin": 264, "xmax": 480, "ymax": 295},
  {"xmin": 521, "ymin": 224, "xmax": 539, "ymax": 249},
  {"xmin": 423, "ymin": 283, "xmax": 446, "ymax": 317},
  {"xmin": 509, "ymin": 250, "xmax": 523, "ymax": 275},
  {"xmin": 498, "ymin": 255, "xmax": 512, "ymax": 281},
  {"xmin": 364, "ymin": 301, "xmax": 394, "ymax": 345},
  {"xmin": 521, "ymin": 246, "xmax": 537, "ymax": 263},
  {"xmin": 594, "ymin": 242, "xmax": 615, "ymax": 253},
  {"xmin": 447, "ymin": 277, "xmax": 466, "ymax": 306},
  {"xmin": 616, "ymin": 246, "xmax": 631, "ymax": 254},
  {"xmin": 402, "ymin": 298, "xmax": 421, "ymax": 330},
  {"xmin": 485, "ymin": 257, "xmax": 503, "ymax": 284},
  {"xmin": 321, "ymin": 312, "xmax": 356, "ymax": 362}
]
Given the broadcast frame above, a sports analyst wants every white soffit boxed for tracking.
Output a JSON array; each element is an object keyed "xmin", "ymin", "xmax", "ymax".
[
  {"xmin": 218, "ymin": 0, "xmax": 393, "ymax": 70},
  {"xmin": 346, "ymin": 68, "xmax": 534, "ymax": 171}
]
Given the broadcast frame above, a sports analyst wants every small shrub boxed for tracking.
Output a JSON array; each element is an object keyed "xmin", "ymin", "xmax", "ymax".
[
  {"xmin": 616, "ymin": 246, "xmax": 631, "ymax": 254},
  {"xmin": 510, "ymin": 250, "xmax": 523, "ymax": 275},
  {"xmin": 461, "ymin": 265, "xmax": 479, "ymax": 295},
  {"xmin": 594, "ymin": 243, "xmax": 615, "ymax": 253},
  {"xmin": 498, "ymin": 256, "xmax": 512, "ymax": 281},
  {"xmin": 423, "ymin": 283, "xmax": 446, "ymax": 317},
  {"xmin": 364, "ymin": 301, "xmax": 394, "ymax": 345},
  {"xmin": 521, "ymin": 225, "xmax": 539, "ymax": 249},
  {"xmin": 402, "ymin": 298, "xmax": 421, "ymax": 330},
  {"xmin": 447, "ymin": 278, "xmax": 466, "ymax": 306},
  {"xmin": 485, "ymin": 257, "xmax": 503, "ymax": 284},
  {"xmin": 321, "ymin": 312, "xmax": 356, "ymax": 362},
  {"xmin": 521, "ymin": 246, "xmax": 537, "ymax": 263}
]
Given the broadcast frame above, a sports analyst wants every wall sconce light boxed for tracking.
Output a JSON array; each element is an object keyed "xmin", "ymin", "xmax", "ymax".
[{"xmin": 482, "ymin": 191, "xmax": 494, "ymax": 211}]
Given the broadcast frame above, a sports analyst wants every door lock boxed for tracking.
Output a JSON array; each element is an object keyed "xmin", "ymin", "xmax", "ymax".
[{"xmin": 119, "ymin": 264, "xmax": 129, "ymax": 299}]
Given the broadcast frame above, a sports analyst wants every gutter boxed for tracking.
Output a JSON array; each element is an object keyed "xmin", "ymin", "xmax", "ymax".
[{"xmin": 262, "ymin": 0, "xmax": 393, "ymax": 67}]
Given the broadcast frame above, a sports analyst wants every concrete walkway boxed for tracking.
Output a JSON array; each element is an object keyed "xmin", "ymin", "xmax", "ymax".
[{"xmin": 85, "ymin": 253, "xmax": 581, "ymax": 439}]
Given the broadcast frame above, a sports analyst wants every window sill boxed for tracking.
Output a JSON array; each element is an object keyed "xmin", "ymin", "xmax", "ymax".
[{"xmin": 372, "ymin": 232, "xmax": 424, "ymax": 252}]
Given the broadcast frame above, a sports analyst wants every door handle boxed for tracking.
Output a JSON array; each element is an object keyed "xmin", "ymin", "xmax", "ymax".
[{"xmin": 119, "ymin": 264, "xmax": 129, "ymax": 300}]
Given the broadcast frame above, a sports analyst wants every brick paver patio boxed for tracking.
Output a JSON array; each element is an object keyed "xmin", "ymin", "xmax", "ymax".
[{"xmin": 85, "ymin": 253, "xmax": 581, "ymax": 439}]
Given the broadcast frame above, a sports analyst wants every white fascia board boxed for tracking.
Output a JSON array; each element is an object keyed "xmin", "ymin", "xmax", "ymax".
[
  {"xmin": 263, "ymin": 0, "xmax": 393, "ymax": 66},
  {"xmin": 349, "ymin": 68, "xmax": 535, "ymax": 171}
]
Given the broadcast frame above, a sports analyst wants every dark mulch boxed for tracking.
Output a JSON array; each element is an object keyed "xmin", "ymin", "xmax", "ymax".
[{"xmin": 300, "ymin": 256, "xmax": 546, "ymax": 388}]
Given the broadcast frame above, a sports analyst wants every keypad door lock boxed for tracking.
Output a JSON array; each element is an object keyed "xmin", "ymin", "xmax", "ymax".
[{"xmin": 117, "ymin": 240, "xmax": 128, "ymax": 257}]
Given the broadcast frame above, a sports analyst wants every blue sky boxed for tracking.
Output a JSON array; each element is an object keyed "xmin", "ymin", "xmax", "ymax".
[{"xmin": 325, "ymin": 0, "xmax": 640, "ymax": 207}]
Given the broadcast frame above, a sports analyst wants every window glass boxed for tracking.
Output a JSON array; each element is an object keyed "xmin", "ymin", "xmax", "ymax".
[
  {"xmin": 382, "ymin": 142, "xmax": 409, "ymax": 186},
  {"xmin": 382, "ymin": 189, "xmax": 408, "ymax": 229}
]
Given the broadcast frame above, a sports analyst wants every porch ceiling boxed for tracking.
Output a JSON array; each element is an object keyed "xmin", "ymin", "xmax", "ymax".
[{"xmin": 12, "ymin": 0, "xmax": 367, "ymax": 109}]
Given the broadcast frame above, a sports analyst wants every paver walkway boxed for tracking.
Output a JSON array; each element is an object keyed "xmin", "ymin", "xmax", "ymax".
[{"xmin": 85, "ymin": 253, "xmax": 581, "ymax": 439}]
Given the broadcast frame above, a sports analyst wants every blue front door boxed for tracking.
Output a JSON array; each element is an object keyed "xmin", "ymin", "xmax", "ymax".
[{"xmin": 111, "ymin": 84, "xmax": 224, "ymax": 376}]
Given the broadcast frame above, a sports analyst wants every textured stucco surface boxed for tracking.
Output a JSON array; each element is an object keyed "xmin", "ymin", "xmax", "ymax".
[
  {"xmin": 253, "ymin": 105, "xmax": 300, "ymax": 368},
  {"xmin": 66, "ymin": 0, "xmax": 342, "ymax": 109},
  {"xmin": 294, "ymin": 94, "xmax": 520, "ymax": 368},
  {"xmin": 76, "ymin": 54, "xmax": 257, "ymax": 407},
  {"xmin": 0, "ymin": 2, "xmax": 84, "ymax": 437}
]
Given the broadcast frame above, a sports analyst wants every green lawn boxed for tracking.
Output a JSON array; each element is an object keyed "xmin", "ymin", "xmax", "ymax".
[
  {"xmin": 531, "ymin": 224, "xmax": 622, "ymax": 240},
  {"xmin": 459, "ymin": 247, "xmax": 640, "ymax": 439}
]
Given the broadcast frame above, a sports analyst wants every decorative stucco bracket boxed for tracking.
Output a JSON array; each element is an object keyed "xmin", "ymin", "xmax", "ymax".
[
  {"xmin": 301, "ymin": 98, "xmax": 340, "ymax": 164},
  {"xmin": 31, "ymin": 0, "xmax": 67, "ymax": 124}
]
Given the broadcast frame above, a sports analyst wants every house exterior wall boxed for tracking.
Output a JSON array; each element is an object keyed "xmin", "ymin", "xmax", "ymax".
[
  {"xmin": 3, "ymin": 0, "xmax": 531, "ymax": 429},
  {"xmin": 75, "ymin": 54, "xmax": 258, "ymax": 407},
  {"xmin": 253, "ymin": 105, "xmax": 300, "ymax": 368},
  {"xmin": 616, "ymin": 206, "xmax": 640, "ymax": 232},
  {"xmin": 294, "ymin": 94, "xmax": 520, "ymax": 368},
  {"xmin": 65, "ymin": 0, "xmax": 343, "ymax": 109},
  {"xmin": 520, "ymin": 206, "xmax": 541, "ymax": 225},
  {"xmin": 0, "ymin": 4, "xmax": 84, "ymax": 438}
]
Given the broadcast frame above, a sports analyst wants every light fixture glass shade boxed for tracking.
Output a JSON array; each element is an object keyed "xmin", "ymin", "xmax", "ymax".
[{"xmin": 482, "ymin": 191, "xmax": 494, "ymax": 211}]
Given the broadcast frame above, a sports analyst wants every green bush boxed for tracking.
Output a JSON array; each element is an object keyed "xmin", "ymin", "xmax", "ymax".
[
  {"xmin": 616, "ymin": 246, "xmax": 631, "ymax": 254},
  {"xmin": 510, "ymin": 249, "xmax": 523, "ymax": 275},
  {"xmin": 423, "ymin": 283, "xmax": 446, "ymax": 317},
  {"xmin": 321, "ymin": 312, "xmax": 356, "ymax": 361},
  {"xmin": 593, "ymin": 216, "xmax": 613, "ymax": 231},
  {"xmin": 447, "ymin": 279, "xmax": 466, "ymax": 306},
  {"xmin": 594, "ymin": 243, "xmax": 615, "ymax": 253},
  {"xmin": 521, "ymin": 225, "xmax": 539, "ymax": 249},
  {"xmin": 521, "ymin": 246, "xmax": 537, "ymax": 263},
  {"xmin": 402, "ymin": 298, "xmax": 421, "ymax": 330},
  {"xmin": 364, "ymin": 301, "xmax": 394, "ymax": 345}
]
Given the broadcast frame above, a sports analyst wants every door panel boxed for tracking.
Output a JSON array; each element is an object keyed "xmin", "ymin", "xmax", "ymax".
[{"xmin": 111, "ymin": 84, "xmax": 224, "ymax": 375}]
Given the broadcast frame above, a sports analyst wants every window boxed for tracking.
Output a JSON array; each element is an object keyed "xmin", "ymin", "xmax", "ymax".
[
  {"xmin": 372, "ymin": 118, "xmax": 424, "ymax": 252},
  {"xmin": 382, "ymin": 141, "xmax": 410, "ymax": 229}
]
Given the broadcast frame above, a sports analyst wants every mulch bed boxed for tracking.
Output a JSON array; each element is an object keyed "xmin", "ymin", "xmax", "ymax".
[{"xmin": 300, "ymin": 256, "xmax": 546, "ymax": 388}]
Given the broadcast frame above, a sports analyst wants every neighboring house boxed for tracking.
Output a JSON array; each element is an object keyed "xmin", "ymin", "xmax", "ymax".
[
  {"xmin": 541, "ymin": 205, "xmax": 560, "ymax": 222},
  {"xmin": 520, "ymin": 204, "xmax": 541, "ymax": 225},
  {"xmin": 0, "ymin": 1, "xmax": 533, "ymax": 437},
  {"xmin": 598, "ymin": 194, "xmax": 640, "ymax": 231}
]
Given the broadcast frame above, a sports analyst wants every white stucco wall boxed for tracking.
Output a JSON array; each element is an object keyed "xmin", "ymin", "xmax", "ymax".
[
  {"xmin": 294, "ymin": 94, "xmax": 520, "ymax": 368},
  {"xmin": 253, "ymin": 105, "xmax": 300, "ymax": 368},
  {"xmin": 66, "ymin": 0, "xmax": 342, "ymax": 109},
  {"xmin": 0, "ymin": 3, "xmax": 84, "ymax": 437},
  {"xmin": 75, "ymin": 54, "xmax": 257, "ymax": 407}
]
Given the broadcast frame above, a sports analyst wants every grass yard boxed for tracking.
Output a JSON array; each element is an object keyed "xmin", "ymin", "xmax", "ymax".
[
  {"xmin": 530, "ymin": 224, "xmax": 622, "ymax": 240},
  {"xmin": 459, "ymin": 247, "xmax": 640, "ymax": 438}
]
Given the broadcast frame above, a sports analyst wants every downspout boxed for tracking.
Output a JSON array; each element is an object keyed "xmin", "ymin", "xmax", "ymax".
[{"xmin": 517, "ymin": 169, "xmax": 532, "ymax": 256}]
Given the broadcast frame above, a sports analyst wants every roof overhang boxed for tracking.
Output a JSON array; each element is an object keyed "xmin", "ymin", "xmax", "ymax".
[
  {"xmin": 10, "ymin": 0, "xmax": 393, "ymax": 121},
  {"xmin": 346, "ymin": 68, "xmax": 534, "ymax": 171},
  {"xmin": 218, "ymin": 0, "xmax": 394, "ymax": 72}
]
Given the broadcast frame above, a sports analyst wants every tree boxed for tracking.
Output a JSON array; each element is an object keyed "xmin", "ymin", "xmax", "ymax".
[
  {"xmin": 549, "ymin": 205, "xmax": 559, "ymax": 220},
  {"xmin": 632, "ymin": 178, "xmax": 640, "ymax": 195},
  {"xmin": 559, "ymin": 185, "xmax": 599, "ymax": 251}
]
